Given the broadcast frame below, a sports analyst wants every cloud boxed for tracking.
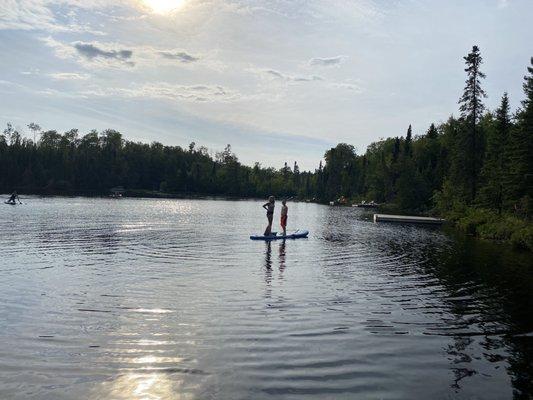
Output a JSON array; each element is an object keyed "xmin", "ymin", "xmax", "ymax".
[
  {"xmin": 309, "ymin": 55, "xmax": 346, "ymax": 67},
  {"xmin": 327, "ymin": 82, "xmax": 363, "ymax": 92},
  {"xmin": 0, "ymin": 0, "xmax": 112, "ymax": 33},
  {"xmin": 40, "ymin": 37, "xmax": 135, "ymax": 68},
  {"xmin": 252, "ymin": 67, "xmax": 360, "ymax": 93},
  {"xmin": 74, "ymin": 42, "xmax": 133, "ymax": 64},
  {"xmin": 262, "ymin": 69, "xmax": 323, "ymax": 83},
  {"xmin": 293, "ymin": 76, "xmax": 323, "ymax": 82},
  {"xmin": 264, "ymin": 69, "xmax": 285, "ymax": 79},
  {"xmin": 39, "ymin": 36, "xmax": 76, "ymax": 58},
  {"xmin": 0, "ymin": 0, "xmax": 59, "ymax": 31},
  {"xmin": 82, "ymin": 82, "xmax": 241, "ymax": 103},
  {"xmin": 49, "ymin": 72, "xmax": 91, "ymax": 80},
  {"xmin": 20, "ymin": 68, "xmax": 41, "ymax": 76},
  {"xmin": 159, "ymin": 51, "xmax": 199, "ymax": 63},
  {"xmin": 35, "ymin": 87, "xmax": 87, "ymax": 98},
  {"xmin": 40, "ymin": 37, "xmax": 206, "ymax": 69}
]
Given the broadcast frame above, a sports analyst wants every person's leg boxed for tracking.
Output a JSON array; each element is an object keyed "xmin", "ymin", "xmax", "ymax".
[
  {"xmin": 264, "ymin": 214, "xmax": 273, "ymax": 235},
  {"xmin": 282, "ymin": 216, "xmax": 287, "ymax": 236}
]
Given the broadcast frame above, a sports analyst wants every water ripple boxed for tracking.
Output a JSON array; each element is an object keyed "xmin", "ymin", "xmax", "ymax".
[{"xmin": 0, "ymin": 197, "xmax": 532, "ymax": 399}]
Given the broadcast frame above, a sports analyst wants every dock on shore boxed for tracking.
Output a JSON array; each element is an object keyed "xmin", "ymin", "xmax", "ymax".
[{"xmin": 373, "ymin": 214, "xmax": 445, "ymax": 225}]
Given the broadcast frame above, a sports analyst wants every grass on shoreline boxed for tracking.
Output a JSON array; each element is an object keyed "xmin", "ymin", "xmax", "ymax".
[
  {"xmin": 443, "ymin": 207, "xmax": 533, "ymax": 252},
  {"xmin": 351, "ymin": 199, "xmax": 533, "ymax": 252}
]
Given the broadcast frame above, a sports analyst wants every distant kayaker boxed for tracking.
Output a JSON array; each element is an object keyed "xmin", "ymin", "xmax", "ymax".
[
  {"xmin": 262, "ymin": 196, "xmax": 275, "ymax": 236},
  {"xmin": 280, "ymin": 199, "xmax": 288, "ymax": 236},
  {"xmin": 6, "ymin": 191, "xmax": 21, "ymax": 204}
]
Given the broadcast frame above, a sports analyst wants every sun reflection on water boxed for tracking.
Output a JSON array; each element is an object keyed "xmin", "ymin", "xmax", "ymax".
[
  {"xmin": 94, "ymin": 352, "xmax": 197, "ymax": 400},
  {"xmin": 97, "ymin": 372, "xmax": 189, "ymax": 400}
]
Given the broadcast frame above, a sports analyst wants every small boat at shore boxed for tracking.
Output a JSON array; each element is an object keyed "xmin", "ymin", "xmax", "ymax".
[
  {"xmin": 109, "ymin": 186, "xmax": 125, "ymax": 198},
  {"xmin": 353, "ymin": 201, "xmax": 380, "ymax": 208}
]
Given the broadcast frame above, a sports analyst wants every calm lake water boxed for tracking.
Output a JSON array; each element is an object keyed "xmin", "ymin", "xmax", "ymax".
[{"xmin": 0, "ymin": 197, "xmax": 532, "ymax": 400}]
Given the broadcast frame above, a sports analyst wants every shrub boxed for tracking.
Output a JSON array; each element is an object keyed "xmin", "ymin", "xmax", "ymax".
[
  {"xmin": 477, "ymin": 216, "xmax": 526, "ymax": 241},
  {"xmin": 455, "ymin": 208, "xmax": 494, "ymax": 235},
  {"xmin": 510, "ymin": 226, "xmax": 533, "ymax": 251}
]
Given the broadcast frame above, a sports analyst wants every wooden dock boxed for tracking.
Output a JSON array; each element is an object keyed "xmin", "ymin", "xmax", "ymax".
[{"xmin": 373, "ymin": 214, "xmax": 445, "ymax": 225}]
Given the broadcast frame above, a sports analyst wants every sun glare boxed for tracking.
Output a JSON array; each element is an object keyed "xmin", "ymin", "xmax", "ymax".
[{"xmin": 142, "ymin": 0, "xmax": 184, "ymax": 14}]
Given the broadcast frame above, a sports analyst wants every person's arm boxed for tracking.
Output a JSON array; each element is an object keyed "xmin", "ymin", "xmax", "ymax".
[{"xmin": 262, "ymin": 203, "xmax": 269, "ymax": 210}]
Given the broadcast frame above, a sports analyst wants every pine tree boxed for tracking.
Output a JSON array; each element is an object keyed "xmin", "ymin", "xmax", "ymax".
[
  {"xmin": 396, "ymin": 125, "xmax": 427, "ymax": 210},
  {"xmin": 292, "ymin": 161, "xmax": 300, "ymax": 191},
  {"xmin": 426, "ymin": 123, "xmax": 438, "ymax": 139},
  {"xmin": 404, "ymin": 125, "xmax": 412, "ymax": 157},
  {"xmin": 392, "ymin": 137, "xmax": 401, "ymax": 162},
  {"xmin": 458, "ymin": 45, "xmax": 487, "ymax": 201},
  {"xmin": 479, "ymin": 93, "xmax": 511, "ymax": 212},
  {"xmin": 504, "ymin": 57, "xmax": 533, "ymax": 215},
  {"xmin": 422, "ymin": 123, "xmax": 442, "ymax": 192}
]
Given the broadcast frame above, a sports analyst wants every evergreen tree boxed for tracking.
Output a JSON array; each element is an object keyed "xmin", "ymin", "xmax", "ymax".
[
  {"xmin": 392, "ymin": 137, "xmax": 401, "ymax": 162},
  {"xmin": 417, "ymin": 123, "xmax": 442, "ymax": 193},
  {"xmin": 426, "ymin": 123, "xmax": 438, "ymax": 139},
  {"xmin": 504, "ymin": 57, "xmax": 533, "ymax": 216},
  {"xmin": 293, "ymin": 161, "xmax": 300, "ymax": 190},
  {"xmin": 404, "ymin": 125, "xmax": 413, "ymax": 157},
  {"xmin": 458, "ymin": 45, "xmax": 487, "ymax": 201},
  {"xmin": 479, "ymin": 93, "xmax": 511, "ymax": 212},
  {"xmin": 282, "ymin": 162, "xmax": 290, "ymax": 181}
]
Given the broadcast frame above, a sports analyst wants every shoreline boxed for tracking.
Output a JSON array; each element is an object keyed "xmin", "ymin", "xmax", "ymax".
[
  {"xmin": 4, "ymin": 191, "xmax": 531, "ymax": 252},
  {"xmin": 1, "ymin": 189, "xmax": 319, "ymax": 204}
]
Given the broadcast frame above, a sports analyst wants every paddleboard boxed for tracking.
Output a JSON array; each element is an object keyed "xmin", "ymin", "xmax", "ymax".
[
  {"xmin": 250, "ymin": 229, "xmax": 309, "ymax": 241},
  {"xmin": 4, "ymin": 201, "xmax": 17, "ymax": 205}
]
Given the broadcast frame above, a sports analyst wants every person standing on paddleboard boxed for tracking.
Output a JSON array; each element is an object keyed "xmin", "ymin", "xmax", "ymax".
[
  {"xmin": 6, "ymin": 191, "xmax": 21, "ymax": 204},
  {"xmin": 262, "ymin": 196, "xmax": 275, "ymax": 236},
  {"xmin": 280, "ymin": 199, "xmax": 288, "ymax": 236}
]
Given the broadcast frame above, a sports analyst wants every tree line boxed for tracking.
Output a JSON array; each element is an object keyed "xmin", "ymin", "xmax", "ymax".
[{"xmin": 1, "ymin": 47, "xmax": 532, "ymax": 221}]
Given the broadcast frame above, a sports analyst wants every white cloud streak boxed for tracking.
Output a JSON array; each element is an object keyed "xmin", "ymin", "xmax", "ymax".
[
  {"xmin": 0, "ymin": 0, "xmax": 117, "ymax": 32},
  {"xmin": 49, "ymin": 72, "xmax": 91, "ymax": 80},
  {"xmin": 82, "ymin": 82, "xmax": 242, "ymax": 103},
  {"xmin": 309, "ymin": 56, "xmax": 346, "ymax": 67},
  {"xmin": 254, "ymin": 68, "xmax": 323, "ymax": 83}
]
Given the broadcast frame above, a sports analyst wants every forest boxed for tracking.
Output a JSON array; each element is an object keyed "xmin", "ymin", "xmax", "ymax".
[{"xmin": 1, "ymin": 47, "xmax": 532, "ymax": 249}]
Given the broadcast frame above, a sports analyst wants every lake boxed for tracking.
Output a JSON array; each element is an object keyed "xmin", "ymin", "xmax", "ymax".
[{"xmin": 0, "ymin": 197, "xmax": 532, "ymax": 399}]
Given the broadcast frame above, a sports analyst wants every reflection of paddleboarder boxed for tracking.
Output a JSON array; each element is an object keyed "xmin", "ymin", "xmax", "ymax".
[
  {"xmin": 262, "ymin": 196, "xmax": 275, "ymax": 236},
  {"xmin": 6, "ymin": 191, "xmax": 21, "ymax": 204},
  {"xmin": 264, "ymin": 241, "xmax": 287, "ymax": 285},
  {"xmin": 279, "ymin": 241, "xmax": 286, "ymax": 275},
  {"xmin": 280, "ymin": 199, "xmax": 288, "ymax": 236}
]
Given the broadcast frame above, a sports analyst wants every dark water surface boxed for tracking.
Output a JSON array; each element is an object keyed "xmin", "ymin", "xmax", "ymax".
[{"xmin": 0, "ymin": 197, "xmax": 532, "ymax": 399}]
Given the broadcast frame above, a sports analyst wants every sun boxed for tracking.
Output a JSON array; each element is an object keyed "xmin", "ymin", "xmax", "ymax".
[{"xmin": 142, "ymin": 0, "xmax": 185, "ymax": 14}]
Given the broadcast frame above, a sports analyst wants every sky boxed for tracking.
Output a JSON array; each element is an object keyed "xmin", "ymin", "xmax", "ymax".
[{"xmin": 0, "ymin": 0, "xmax": 531, "ymax": 170}]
